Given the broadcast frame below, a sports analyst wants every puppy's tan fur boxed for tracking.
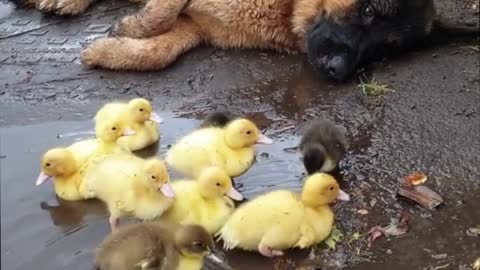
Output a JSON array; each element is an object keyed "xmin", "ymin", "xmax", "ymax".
[{"xmin": 81, "ymin": 0, "xmax": 355, "ymax": 70}]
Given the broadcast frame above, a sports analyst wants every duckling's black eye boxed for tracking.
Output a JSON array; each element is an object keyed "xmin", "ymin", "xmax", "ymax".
[
  {"xmin": 111, "ymin": 127, "xmax": 117, "ymax": 131},
  {"xmin": 246, "ymin": 130, "xmax": 252, "ymax": 135},
  {"xmin": 216, "ymin": 182, "xmax": 221, "ymax": 187},
  {"xmin": 139, "ymin": 108, "xmax": 144, "ymax": 112},
  {"xmin": 151, "ymin": 175, "xmax": 156, "ymax": 180},
  {"xmin": 329, "ymin": 186, "xmax": 335, "ymax": 191},
  {"xmin": 45, "ymin": 163, "xmax": 51, "ymax": 167}
]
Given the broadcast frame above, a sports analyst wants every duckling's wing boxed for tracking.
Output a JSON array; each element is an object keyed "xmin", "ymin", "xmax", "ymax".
[
  {"xmin": 94, "ymin": 103, "xmax": 128, "ymax": 124},
  {"xmin": 219, "ymin": 191, "xmax": 303, "ymax": 250},
  {"xmin": 68, "ymin": 139, "xmax": 99, "ymax": 165},
  {"xmin": 166, "ymin": 132, "xmax": 226, "ymax": 177},
  {"xmin": 294, "ymin": 223, "xmax": 316, "ymax": 249}
]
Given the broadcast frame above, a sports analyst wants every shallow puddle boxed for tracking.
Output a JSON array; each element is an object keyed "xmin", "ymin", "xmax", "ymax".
[{"xmin": 0, "ymin": 111, "xmax": 314, "ymax": 270}]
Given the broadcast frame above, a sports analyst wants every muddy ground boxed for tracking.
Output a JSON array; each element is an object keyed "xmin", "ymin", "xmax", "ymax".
[{"xmin": 1, "ymin": 0, "xmax": 479, "ymax": 269}]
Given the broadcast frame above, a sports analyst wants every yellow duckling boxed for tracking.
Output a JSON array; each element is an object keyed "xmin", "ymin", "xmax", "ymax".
[
  {"xmin": 217, "ymin": 173, "xmax": 350, "ymax": 257},
  {"xmin": 158, "ymin": 166, "xmax": 243, "ymax": 234},
  {"xmin": 95, "ymin": 98, "xmax": 163, "ymax": 151},
  {"xmin": 166, "ymin": 118, "xmax": 274, "ymax": 178},
  {"xmin": 36, "ymin": 148, "xmax": 86, "ymax": 200},
  {"xmin": 94, "ymin": 223, "xmax": 226, "ymax": 270},
  {"xmin": 89, "ymin": 118, "xmax": 136, "ymax": 156},
  {"xmin": 35, "ymin": 120, "xmax": 135, "ymax": 200},
  {"xmin": 83, "ymin": 154, "xmax": 175, "ymax": 231}
]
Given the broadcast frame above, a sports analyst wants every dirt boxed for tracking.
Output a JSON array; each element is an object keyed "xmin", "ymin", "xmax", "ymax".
[{"xmin": 0, "ymin": 0, "xmax": 479, "ymax": 269}]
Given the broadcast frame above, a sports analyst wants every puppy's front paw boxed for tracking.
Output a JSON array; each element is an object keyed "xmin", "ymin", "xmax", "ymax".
[
  {"xmin": 36, "ymin": 0, "xmax": 57, "ymax": 12},
  {"xmin": 80, "ymin": 38, "xmax": 127, "ymax": 69},
  {"xmin": 55, "ymin": 0, "xmax": 90, "ymax": 15},
  {"xmin": 81, "ymin": 39, "xmax": 110, "ymax": 68}
]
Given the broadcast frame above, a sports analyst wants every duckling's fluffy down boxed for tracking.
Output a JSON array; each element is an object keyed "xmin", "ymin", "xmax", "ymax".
[
  {"xmin": 165, "ymin": 127, "xmax": 255, "ymax": 178},
  {"xmin": 217, "ymin": 190, "xmax": 334, "ymax": 251}
]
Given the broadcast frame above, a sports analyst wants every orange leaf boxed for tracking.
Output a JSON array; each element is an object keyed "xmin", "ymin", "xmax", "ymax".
[{"xmin": 404, "ymin": 172, "xmax": 427, "ymax": 186}]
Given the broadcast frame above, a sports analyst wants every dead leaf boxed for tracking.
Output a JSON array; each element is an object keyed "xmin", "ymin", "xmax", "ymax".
[
  {"xmin": 367, "ymin": 226, "xmax": 385, "ymax": 247},
  {"xmin": 324, "ymin": 226, "xmax": 343, "ymax": 250},
  {"xmin": 367, "ymin": 211, "xmax": 411, "ymax": 247},
  {"xmin": 357, "ymin": 209, "xmax": 369, "ymax": 215},
  {"xmin": 398, "ymin": 185, "xmax": 443, "ymax": 210},
  {"xmin": 473, "ymin": 258, "xmax": 480, "ymax": 270},
  {"xmin": 403, "ymin": 171, "xmax": 428, "ymax": 186},
  {"xmin": 467, "ymin": 225, "xmax": 480, "ymax": 237},
  {"xmin": 431, "ymin": 254, "xmax": 448, "ymax": 260}
]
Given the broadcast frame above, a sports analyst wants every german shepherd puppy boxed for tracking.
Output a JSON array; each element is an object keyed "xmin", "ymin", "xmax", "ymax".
[{"xmin": 15, "ymin": 0, "xmax": 475, "ymax": 81}]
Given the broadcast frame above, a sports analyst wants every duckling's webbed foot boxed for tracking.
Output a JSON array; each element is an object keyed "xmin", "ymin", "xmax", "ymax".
[{"xmin": 258, "ymin": 243, "xmax": 284, "ymax": 257}]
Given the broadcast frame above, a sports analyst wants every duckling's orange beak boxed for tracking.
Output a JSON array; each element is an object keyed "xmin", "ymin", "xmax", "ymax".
[
  {"xmin": 36, "ymin": 172, "xmax": 51, "ymax": 186},
  {"xmin": 226, "ymin": 187, "xmax": 243, "ymax": 201},
  {"xmin": 336, "ymin": 189, "xmax": 350, "ymax": 201},
  {"xmin": 256, "ymin": 134, "xmax": 273, "ymax": 145},
  {"xmin": 149, "ymin": 112, "xmax": 164, "ymax": 123},
  {"xmin": 160, "ymin": 183, "xmax": 175, "ymax": 198}
]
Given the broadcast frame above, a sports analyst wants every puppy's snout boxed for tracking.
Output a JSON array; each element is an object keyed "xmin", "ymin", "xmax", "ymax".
[{"xmin": 325, "ymin": 55, "xmax": 347, "ymax": 80}]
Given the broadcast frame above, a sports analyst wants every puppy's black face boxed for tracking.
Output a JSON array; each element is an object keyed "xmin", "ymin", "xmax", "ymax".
[{"xmin": 307, "ymin": 0, "xmax": 435, "ymax": 81}]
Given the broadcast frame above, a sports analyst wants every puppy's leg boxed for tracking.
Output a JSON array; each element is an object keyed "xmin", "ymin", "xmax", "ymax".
[
  {"xmin": 111, "ymin": 0, "xmax": 188, "ymax": 38},
  {"xmin": 81, "ymin": 16, "xmax": 203, "ymax": 71}
]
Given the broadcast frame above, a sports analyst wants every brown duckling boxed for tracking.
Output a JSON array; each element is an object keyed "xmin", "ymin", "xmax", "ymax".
[
  {"xmin": 300, "ymin": 119, "xmax": 347, "ymax": 174},
  {"xmin": 94, "ymin": 223, "xmax": 226, "ymax": 270}
]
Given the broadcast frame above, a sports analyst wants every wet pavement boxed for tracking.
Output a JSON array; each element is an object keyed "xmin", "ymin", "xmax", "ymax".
[{"xmin": 1, "ymin": 0, "xmax": 479, "ymax": 269}]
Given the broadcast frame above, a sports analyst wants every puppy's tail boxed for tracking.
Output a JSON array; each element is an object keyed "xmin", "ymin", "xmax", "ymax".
[{"xmin": 302, "ymin": 143, "xmax": 326, "ymax": 175}]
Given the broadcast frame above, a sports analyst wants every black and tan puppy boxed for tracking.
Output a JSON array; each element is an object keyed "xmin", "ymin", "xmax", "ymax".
[
  {"xmin": 79, "ymin": 0, "xmax": 478, "ymax": 81},
  {"xmin": 94, "ymin": 222, "xmax": 225, "ymax": 270},
  {"xmin": 300, "ymin": 119, "xmax": 347, "ymax": 174}
]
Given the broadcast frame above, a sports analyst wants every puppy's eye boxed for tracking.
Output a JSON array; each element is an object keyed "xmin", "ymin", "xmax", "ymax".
[
  {"xmin": 45, "ymin": 163, "xmax": 51, "ymax": 167},
  {"xmin": 111, "ymin": 127, "xmax": 117, "ymax": 131},
  {"xmin": 139, "ymin": 108, "xmax": 144, "ymax": 112},
  {"xmin": 363, "ymin": 5, "xmax": 374, "ymax": 18}
]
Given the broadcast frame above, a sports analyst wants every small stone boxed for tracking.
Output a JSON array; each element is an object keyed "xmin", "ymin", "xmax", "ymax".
[
  {"xmin": 259, "ymin": 152, "xmax": 270, "ymax": 158},
  {"xmin": 432, "ymin": 254, "xmax": 447, "ymax": 260}
]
